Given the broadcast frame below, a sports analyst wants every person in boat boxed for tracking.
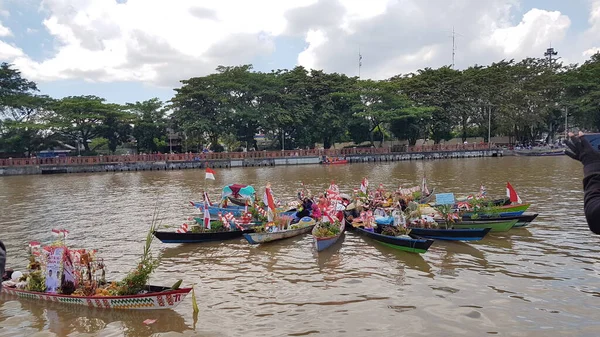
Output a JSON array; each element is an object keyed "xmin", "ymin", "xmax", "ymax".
[
  {"xmin": 296, "ymin": 198, "xmax": 314, "ymax": 219},
  {"xmin": 565, "ymin": 131, "xmax": 600, "ymax": 234},
  {"xmin": 311, "ymin": 203, "xmax": 322, "ymax": 220},
  {"xmin": 0, "ymin": 240, "xmax": 5, "ymax": 291}
]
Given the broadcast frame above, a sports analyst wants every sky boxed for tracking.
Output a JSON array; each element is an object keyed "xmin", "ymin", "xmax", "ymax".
[{"xmin": 0, "ymin": 0, "xmax": 598, "ymax": 104}]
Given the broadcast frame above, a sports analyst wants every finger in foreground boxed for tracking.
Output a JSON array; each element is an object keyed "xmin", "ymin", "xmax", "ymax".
[{"xmin": 564, "ymin": 149, "xmax": 579, "ymax": 160}]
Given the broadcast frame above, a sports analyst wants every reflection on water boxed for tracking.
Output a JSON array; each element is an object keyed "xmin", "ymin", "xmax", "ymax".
[{"xmin": 0, "ymin": 156, "xmax": 598, "ymax": 336}]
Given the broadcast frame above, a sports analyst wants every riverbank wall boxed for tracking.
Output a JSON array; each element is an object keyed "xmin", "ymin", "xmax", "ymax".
[{"xmin": 0, "ymin": 145, "xmax": 502, "ymax": 177}]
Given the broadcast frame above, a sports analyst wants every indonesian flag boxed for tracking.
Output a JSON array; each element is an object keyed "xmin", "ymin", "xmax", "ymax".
[
  {"xmin": 360, "ymin": 178, "xmax": 369, "ymax": 194},
  {"xmin": 205, "ymin": 167, "xmax": 216, "ymax": 180},
  {"xmin": 264, "ymin": 185, "xmax": 276, "ymax": 222},
  {"xmin": 506, "ymin": 182, "xmax": 522, "ymax": 204},
  {"xmin": 52, "ymin": 229, "xmax": 69, "ymax": 237},
  {"xmin": 29, "ymin": 241, "xmax": 40, "ymax": 248},
  {"xmin": 203, "ymin": 193, "xmax": 211, "ymax": 229}
]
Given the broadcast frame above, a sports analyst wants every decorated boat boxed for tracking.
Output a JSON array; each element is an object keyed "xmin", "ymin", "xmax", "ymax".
[
  {"xmin": 243, "ymin": 217, "xmax": 316, "ymax": 244},
  {"xmin": 2, "ymin": 224, "xmax": 194, "ymax": 311},
  {"xmin": 312, "ymin": 220, "xmax": 345, "ymax": 252},
  {"xmin": 461, "ymin": 213, "xmax": 539, "ymax": 228},
  {"xmin": 1, "ymin": 284, "xmax": 191, "ymax": 310},
  {"xmin": 408, "ymin": 227, "xmax": 491, "ymax": 241},
  {"xmin": 322, "ymin": 157, "xmax": 348, "ymax": 165},
  {"xmin": 461, "ymin": 204, "xmax": 531, "ymax": 218},
  {"xmin": 443, "ymin": 219, "xmax": 519, "ymax": 232},
  {"xmin": 354, "ymin": 227, "xmax": 434, "ymax": 254},
  {"xmin": 221, "ymin": 184, "xmax": 256, "ymax": 206}
]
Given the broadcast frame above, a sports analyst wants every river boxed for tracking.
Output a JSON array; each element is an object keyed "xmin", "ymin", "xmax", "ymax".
[{"xmin": 0, "ymin": 156, "xmax": 597, "ymax": 337}]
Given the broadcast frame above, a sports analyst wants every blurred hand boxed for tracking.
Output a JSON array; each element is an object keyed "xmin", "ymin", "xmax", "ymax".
[{"xmin": 565, "ymin": 131, "xmax": 600, "ymax": 166}]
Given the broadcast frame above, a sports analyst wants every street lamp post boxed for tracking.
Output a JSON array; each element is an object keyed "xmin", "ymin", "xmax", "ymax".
[
  {"xmin": 564, "ymin": 106, "xmax": 568, "ymax": 141},
  {"xmin": 488, "ymin": 106, "xmax": 492, "ymax": 149}
]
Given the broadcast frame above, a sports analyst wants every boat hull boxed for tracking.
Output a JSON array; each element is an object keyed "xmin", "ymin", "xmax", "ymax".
[
  {"xmin": 354, "ymin": 227, "xmax": 434, "ymax": 253},
  {"xmin": 462, "ymin": 203, "xmax": 530, "ymax": 218},
  {"xmin": 312, "ymin": 223, "xmax": 345, "ymax": 252},
  {"xmin": 153, "ymin": 229, "xmax": 254, "ymax": 243},
  {"xmin": 462, "ymin": 213, "xmax": 538, "ymax": 228},
  {"xmin": 450, "ymin": 219, "xmax": 518, "ymax": 232},
  {"xmin": 1, "ymin": 286, "xmax": 191, "ymax": 310},
  {"xmin": 243, "ymin": 225, "xmax": 315, "ymax": 244},
  {"xmin": 408, "ymin": 227, "xmax": 491, "ymax": 241},
  {"xmin": 514, "ymin": 149, "xmax": 565, "ymax": 156},
  {"xmin": 191, "ymin": 203, "xmax": 295, "ymax": 217}
]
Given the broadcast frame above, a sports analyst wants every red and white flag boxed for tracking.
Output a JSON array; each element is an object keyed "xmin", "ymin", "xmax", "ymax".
[
  {"xmin": 203, "ymin": 193, "xmax": 211, "ymax": 229},
  {"xmin": 205, "ymin": 167, "xmax": 216, "ymax": 180},
  {"xmin": 506, "ymin": 182, "xmax": 522, "ymax": 204},
  {"xmin": 263, "ymin": 185, "xmax": 276, "ymax": 222},
  {"xmin": 29, "ymin": 241, "xmax": 40, "ymax": 248},
  {"xmin": 176, "ymin": 223, "xmax": 189, "ymax": 233}
]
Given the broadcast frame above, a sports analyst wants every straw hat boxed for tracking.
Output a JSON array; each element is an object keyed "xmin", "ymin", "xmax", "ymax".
[
  {"xmin": 346, "ymin": 202, "xmax": 357, "ymax": 210},
  {"xmin": 339, "ymin": 193, "xmax": 352, "ymax": 201}
]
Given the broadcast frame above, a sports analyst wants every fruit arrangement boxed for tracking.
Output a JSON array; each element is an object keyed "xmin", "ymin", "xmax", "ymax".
[{"xmin": 313, "ymin": 221, "xmax": 341, "ymax": 238}]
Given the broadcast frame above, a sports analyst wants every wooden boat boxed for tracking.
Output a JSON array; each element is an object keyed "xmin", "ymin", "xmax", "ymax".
[
  {"xmin": 244, "ymin": 225, "xmax": 314, "ymax": 244},
  {"xmin": 323, "ymin": 158, "xmax": 348, "ymax": 165},
  {"xmin": 513, "ymin": 148, "xmax": 565, "ymax": 156},
  {"xmin": 153, "ymin": 227, "xmax": 256, "ymax": 243},
  {"xmin": 1, "ymin": 285, "xmax": 191, "ymax": 310},
  {"xmin": 461, "ymin": 213, "xmax": 539, "ymax": 228},
  {"xmin": 243, "ymin": 217, "xmax": 316, "ymax": 244},
  {"xmin": 408, "ymin": 227, "xmax": 491, "ymax": 241},
  {"xmin": 461, "ymin": 203, "xmax": 530, "ymax": 218},
  {"xmin": 444, "ymin": 219, "xmax": 518, "ymax": 232},
  {"xmin": 354, "ymin": 227, "xmax": 434, "ymax": 253},
  {"xmin": 418, "ymin": 188, "xmax": 436, "ymax": 204},
  {"xmin": 312, "ymin": 221, "xmax": 345, "ymax": 252},
  {"xmin": 190, "ymin": 202, "xmax": 296, "ymax": 217}
]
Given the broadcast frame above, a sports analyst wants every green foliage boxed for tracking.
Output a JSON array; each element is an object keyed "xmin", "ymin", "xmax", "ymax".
[
  {"xmin": 4, "ymin": 53, "xmax": 600, "ymax": 153},
  {"xmin": 313, "ymin": 221, "xmax": 342, "ymax": 238}
]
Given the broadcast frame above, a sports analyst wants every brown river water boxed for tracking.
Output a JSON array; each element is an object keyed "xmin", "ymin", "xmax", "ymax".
[{"xmin": 0, "ymin": 156, "xmax": 598, "ymax": 337}]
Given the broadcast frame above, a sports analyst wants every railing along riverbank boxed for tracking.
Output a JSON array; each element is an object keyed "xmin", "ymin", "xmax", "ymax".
[{"xmin": 0, "ymin": 143, "xmax": 501, "ymax": 176}]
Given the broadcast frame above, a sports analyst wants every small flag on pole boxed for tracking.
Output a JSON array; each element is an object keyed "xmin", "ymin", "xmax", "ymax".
[
  {"xmin": 205, "ymin": 167, "xmax": 216, "ymax": 180},
  {"xmin": 203, "ymin": 194, "xmax": 211, "ymax": 229}
]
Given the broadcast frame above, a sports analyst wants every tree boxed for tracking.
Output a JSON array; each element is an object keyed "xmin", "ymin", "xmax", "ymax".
[
  {"xmin": 50, "ymin": 96, "xmax": 115, "ymax": 153},
  {"xmin": 563, "ymin": 53, "xmax": 600, "ymax": 132},
  {"xmin": 0, "ymin": 63, "xmax": 54, "ymax": 156},
  {"xmin": 127, "ymin": 98, "xmax": 167, "ymax": 153}
]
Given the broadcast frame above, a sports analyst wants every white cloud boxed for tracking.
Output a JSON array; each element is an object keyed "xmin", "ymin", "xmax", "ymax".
[
  {"xmin": 0, "ymin": 40, "xmax": 23, "ymax": 59},
  {"xmin": 0, "ymin": 20, "xmax": 10, "ymax": 36},
  {"xmin": 583, "ymin": 47, "xmax": 600, "ymax": 57},
  {"xmin": 0, "ymin": 0, "xmax": 594, "ymax": 87},
  {"xmin": 26, "ymin": 27, "xmax": 37, "ymax": 34},
  {"xmin": 477, "ymin": 9, "xmax": 570, "ymax": 56},
  {"xmin": 8, "ymin": 0, "xmax": 317, "ymax": 85}
]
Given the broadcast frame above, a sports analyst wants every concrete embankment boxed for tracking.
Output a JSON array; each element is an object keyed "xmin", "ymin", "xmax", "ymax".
[{"xmin": 0, "ymin": 148, "xmax": 503, "ymax": 177}]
